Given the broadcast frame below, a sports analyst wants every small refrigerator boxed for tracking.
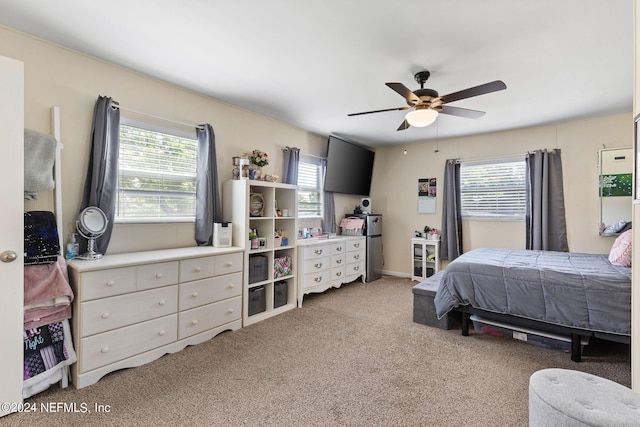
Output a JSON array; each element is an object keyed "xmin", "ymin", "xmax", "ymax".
[{"xmin": 348, "ymin": 213, "xmax": 383, "ymax": 282}]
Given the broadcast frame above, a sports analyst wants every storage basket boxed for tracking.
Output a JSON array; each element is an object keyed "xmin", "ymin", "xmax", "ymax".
[{"xmin": 273, "ymin": 255, "xmax": 292, "ymax": 279}]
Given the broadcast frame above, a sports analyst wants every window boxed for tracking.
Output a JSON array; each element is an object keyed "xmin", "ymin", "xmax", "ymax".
[
  {"xmin": 297, "ymin": 155, "xmax": 324, "ymax": 218},
  {"xmin": 116, "ymin": 120, "xmax": 198, "ymax": 223},
  {"xmin": 460, "ymin": 157, "xmax": 526, "ymax": 220}
]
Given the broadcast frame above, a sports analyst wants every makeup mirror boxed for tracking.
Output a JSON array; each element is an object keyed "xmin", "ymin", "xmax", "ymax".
[{"xmin": 76, "ymin": 206, "xmax": 108, "ymax": 259}]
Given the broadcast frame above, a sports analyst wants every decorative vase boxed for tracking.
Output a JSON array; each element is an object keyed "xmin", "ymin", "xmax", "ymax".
[{"xmin": 249, "ymin": 165, "xmax": 262, "ymax": 180}]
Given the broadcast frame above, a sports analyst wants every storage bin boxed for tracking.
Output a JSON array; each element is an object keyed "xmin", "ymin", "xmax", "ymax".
[
  {"xmin": 249, "ymin": 255, "xmax": 268, "ymax": 284},
  {"xmin": 273, "ymin": 255, "xmax": 292, "ymax": 279},
  {"xmin": 274, "ymin": 280, "xmax": 288, "ymax": 308},
  {"xmin": 470, "ymin": 315, "xmax": 589, "ymax": 354},
  {"xmin": 248, "ymin": 286, "xmax": 266, "ymax": 316}
]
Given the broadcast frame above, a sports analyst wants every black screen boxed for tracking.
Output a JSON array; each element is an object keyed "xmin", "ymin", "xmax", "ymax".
[{"xmin": 324, "ymin": 136, "xmax": 375, "ymax": 196}]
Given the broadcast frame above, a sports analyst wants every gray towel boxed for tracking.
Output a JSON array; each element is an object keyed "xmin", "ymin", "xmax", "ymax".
[{"xmin": 24, "ymin": 129, "xmax": 56, "ymax": 200}]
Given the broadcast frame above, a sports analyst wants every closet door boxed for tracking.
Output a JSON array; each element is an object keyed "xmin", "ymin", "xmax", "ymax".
[{"xmin": 0, "ymin": 55, "xmax": 24, "ymax": 415}]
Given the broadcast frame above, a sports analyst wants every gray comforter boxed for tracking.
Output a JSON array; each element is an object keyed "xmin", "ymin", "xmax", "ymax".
[{"xmin": 434, "ymin": 248, "xmax": 632, "ymax": 336}]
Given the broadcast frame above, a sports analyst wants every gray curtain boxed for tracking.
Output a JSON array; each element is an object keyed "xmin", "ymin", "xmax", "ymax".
[
  {"xmin": 195, "ymin": 123, "xmax": 221, "ymax": 246},
  {"xmin": 79, "ymin": 96, "xmax": 120, "ymax": 255},
  {"xmin": 321, "ymin": 158, "xmax": 337, "ymax": 233},
  {"xmin": 526, "ymin": 149, "xmax": 568, "ymax": 252},
  {"xmin": 283, "ymin": 146, "xmax": 300, "ymax": 185},
  {"xmin": 440, "ymin": 159, "xmax": 463, "ymax": 260}
]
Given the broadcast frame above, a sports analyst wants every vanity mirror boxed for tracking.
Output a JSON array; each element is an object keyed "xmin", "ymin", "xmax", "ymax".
[
  {"xmin": 599, "ymin": 147, "xmax": 632, "ymax": 236},
  {"xmin": 76, "ymin": 206, "xmax": 108, "ymax": 259}
]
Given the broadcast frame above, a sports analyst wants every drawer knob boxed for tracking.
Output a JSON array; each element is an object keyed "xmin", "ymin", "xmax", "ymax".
[
  {"xmin": 158, "ymin": 299, "xmax": 166, "ymax": 306},
  {"xmin": 314, "ymin": 249, "xmax": 323, "ymax": 255},
  {"xmin": 336, "ymin": 247, "xmax": 342, "ymax": 251},
  {"xmin": 155, "ymin": 272, "xmax": 163, "ymax": 279},
  {"xmin": 314, "ymin": 262, "xmax": 323, "ymax": 269},
  {"xmin": 225, "ymin": 261, "xmax": 233, "ymax": 267},
  {"xmin": 354, "ymin": 243, "xmax": 360, "ymax": 248},
  {"xmin": 158, "ymin": 330, "xmax": 166, "ymax": 336},
  {"xmin": 195, "ymin": 266, "xmax": 202, "ymax": 273},
  {"xmin": 354, "ymin": 255, "xmax": 360, "ymax": 260},
  {"xmin": 314, "ymin": 276, "xmax": 323, "ymax": 283},
  {"xmin": 336, "ymin": 259, "xmax": 342, "ymax": 264},
  {"xmin": 191, "ymin": 319, "xmax": 198, "ymax": 326},
  {"xmin": 100, "ymin": 347, "xmax": 109, "ymax": 354},
  {"xmin": 228, "ymin": 283, "xmax": 235, "ymax": 288},
  {"xmin": 227, "ymin": 308, "xmax": 234, "ymax": 313},
  {"xmin": 354, "ymin": 266, "xmax": 360, "ymax": 271},
  {"xmin": 191, "ymin": 291, "xmax": 199, "ymax": 298},
  {"xmin": 336, "ymin": 271, "xmax": 342, "ymax": 276},
  {"xmin": 106, "ymin": 280, "xmax": 115, "ymax": 287},
  {"xmin": 101, "ymin": 312, "xmax": 110, "ymax": 319}
]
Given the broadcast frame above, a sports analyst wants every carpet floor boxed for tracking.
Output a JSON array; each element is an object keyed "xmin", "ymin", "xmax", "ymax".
[{"xmin": 4, "ymin": 275, "xmax": 631, "ymax": 427}]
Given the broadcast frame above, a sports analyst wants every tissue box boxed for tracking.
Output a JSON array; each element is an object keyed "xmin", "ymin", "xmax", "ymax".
[{"xmin": 273, "ymin": 255, "xmax": 292, "ymax": 279}]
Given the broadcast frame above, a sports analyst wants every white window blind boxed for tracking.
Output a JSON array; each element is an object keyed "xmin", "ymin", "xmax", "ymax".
[
  {"xmin": 297, "ymin": 156, "xmax": 323, "ymax": 218},
  {"xmin": 460, "ymin": 158, "xmax": 526, "ymax": 220},
  {"xmin": 116, "ymin": 123, "xmax": 197, "ymax": 222}
]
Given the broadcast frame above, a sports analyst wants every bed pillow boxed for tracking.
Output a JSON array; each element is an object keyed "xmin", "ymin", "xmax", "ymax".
[{"xmin": 609, "ymin": 229, "xmax": 632, "ymax": 267}]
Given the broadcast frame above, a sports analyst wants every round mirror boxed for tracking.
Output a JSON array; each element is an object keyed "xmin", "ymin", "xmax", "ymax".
[
  {"xmin": 76, "ymin": 207, "xmax": 108, "ymax": 259},
  {"xmin": 78, "ymin": 207, "xmax": 108, "ymax": 236}
]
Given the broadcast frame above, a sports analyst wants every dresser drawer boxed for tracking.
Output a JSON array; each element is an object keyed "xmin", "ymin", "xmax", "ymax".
[
  {"xmin": 179, "ymin": 272, "xmax": 242, "ymax": 311},
  {"xmin": 137, "ymin": 261, "xmax": 179, "ymax": 291},
  {"xmin": 303, "ymin": 256, "xmax": 330, "ymax": 274},
  {"xmin": 214, "ymin": 252, "xmax": 243, "ymax": 275},
  {"xmin": 303, "ymin": 244, "xmax": 330, "ymax": 260},
  {"xmin": 180, "ymin": 256, "xmax": 216, "ymax": 282},
  {"xmin": 331, "ymin": 242, "xmax": 346, "ymax": 255},
  {"xmin": 178, "ymin": 296, "xmax": 241, "ymax": 339},
  {"xmin": 81, "ymin": 286, "xmax": 178, "ymax": 337},
  {"xmin": 346, "ymin": 239, "xmax": 365, "ymax": 252},
  {"xmin": 331, "ymin": 254, "xmax": 345, "ymax": 269},
  {"xmin": 80, "ymin": 314, "xmax": 177, "ymax": 373},
  {"xmin": 302, "ymin": 269, "xmax": 331, "ymax": 290},
  {"xmin": 346, "ymin": 261, "xmax": 365, "ymax": 278},
  {"xmin": 331, "ymin": 266, "xmax": 346, "ymax": 282},
  {"xmin": 80, "ymin": 267, "xmax": 137, "ymax": 301},
  {"xmin": 346, "ymin": 248, "xmax": 366, "ymax": 264}
]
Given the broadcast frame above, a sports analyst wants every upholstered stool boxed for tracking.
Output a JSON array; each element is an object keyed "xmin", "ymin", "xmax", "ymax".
[{"xmin": 529, "ymin": 368, "xmax": 640, "ymax": 426}]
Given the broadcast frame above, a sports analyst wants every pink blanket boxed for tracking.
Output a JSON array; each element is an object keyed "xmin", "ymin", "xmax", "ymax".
[{"xmin": 24, "ymin": 255, "xmax": 74, "ymax": 329}]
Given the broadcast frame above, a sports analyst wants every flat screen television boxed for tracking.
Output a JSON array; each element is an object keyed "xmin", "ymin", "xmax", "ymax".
[{"xmin": 324, "ymin": 135, "xmax": 375, "ymax": 196}]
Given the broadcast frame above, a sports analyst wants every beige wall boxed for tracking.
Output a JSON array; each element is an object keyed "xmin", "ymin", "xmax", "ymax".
[
  {"xmin": 1, "ymin": 26, "xmax": 360, "ymax": 253},
  {"xmin": 372, "ymin": 113, "xmax": 633, "ymax": 276}
]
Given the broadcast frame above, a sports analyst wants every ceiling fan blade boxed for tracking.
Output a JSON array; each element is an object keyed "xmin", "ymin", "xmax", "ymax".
[
  {"xmin": 386, "ymin": 82, "xmax": 422, "ymax": 105},
  {"xmin": 397, "ymin": 120, "xmax": 410, "ymax": 131},
  {"xmin": 437, "ymin": 80, "xmax": 507, "ymax": 105},
  {"xmin": 348, "ymin": 106, "xmax": 409, "ymax": 116},
  {"xmin": 438, "ymin": 105, "xmax": 486, "ymax": 119}
]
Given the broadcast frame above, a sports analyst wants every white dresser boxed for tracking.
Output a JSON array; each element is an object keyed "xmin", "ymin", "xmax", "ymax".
[
  {"xmin": 297, "ymin": 236, "xmax": 365, "ymax": 306},
  {"xmin": 67, "ymin": 246, "xmax": 243, "ymax": 389}
]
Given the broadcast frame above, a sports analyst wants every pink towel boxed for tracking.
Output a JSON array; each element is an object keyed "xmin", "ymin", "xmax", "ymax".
[{"xmin": 24, "ymin": 255, "xmax": 74, "ymax": 328}]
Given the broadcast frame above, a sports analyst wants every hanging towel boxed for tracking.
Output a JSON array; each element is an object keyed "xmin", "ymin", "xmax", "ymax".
[
  {"xmin": 24, "ymin": 128, "xmax": 56, "ymax": 200},
  {"xmin": 24, "ymin": 211, "xmax": 60, "ymax": 265},
  {"xmin": 24, "ymin": 255, "xmax": 74, "ymax": 329}
]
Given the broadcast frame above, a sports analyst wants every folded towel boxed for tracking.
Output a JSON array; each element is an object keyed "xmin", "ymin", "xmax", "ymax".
[
  {"xmin": 24, "ymin": 255, "xmax": 73, "ymax": 329},
  {"xmin": 24, "ymin": 211, "xmax": 60, "ymax": 265},
  {"xmin": 24, "ymin": 128, "xmax": 57, "ymax": 200}
]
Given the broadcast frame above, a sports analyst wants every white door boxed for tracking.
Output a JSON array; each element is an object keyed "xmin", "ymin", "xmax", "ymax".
[{"xmin": 0, "ymin": 55, "xmax": 25, "ymax": 415}]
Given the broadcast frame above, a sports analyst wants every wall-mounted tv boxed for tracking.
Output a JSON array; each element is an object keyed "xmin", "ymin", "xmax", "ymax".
[{"xmin": 324, "ymin": 135, "xmax": 375, "ymax": 196}]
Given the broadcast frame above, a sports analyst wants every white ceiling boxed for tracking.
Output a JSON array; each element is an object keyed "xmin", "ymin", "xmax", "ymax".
[{"xmin": 0, "ymin": 0, "xmax": 633, "ymax": 147}]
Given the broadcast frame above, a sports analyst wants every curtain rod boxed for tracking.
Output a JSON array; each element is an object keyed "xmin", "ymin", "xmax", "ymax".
[
  {"xmin": 283, "ymin": 146, "xmax": 325, "ymax": 160},
  {"xmin": 110, "ymin": 101, "xmax": 205, "ymax": 131}
]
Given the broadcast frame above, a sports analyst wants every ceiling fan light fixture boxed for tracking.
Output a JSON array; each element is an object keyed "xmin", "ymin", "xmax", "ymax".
[{"xmin": 405, "ymin": 108, "xmax": 438, "ymax": 127}]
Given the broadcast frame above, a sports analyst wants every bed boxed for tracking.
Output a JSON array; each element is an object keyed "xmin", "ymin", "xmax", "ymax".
[{"xmin": 433, "ymin": 247, "xmax": 632, "ymax": 362}]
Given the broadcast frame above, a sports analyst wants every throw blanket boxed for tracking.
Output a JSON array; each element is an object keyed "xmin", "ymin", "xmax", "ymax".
[
  {"xmin": 24, "ymin": 255, "xmax": 74, "ymax": 329},
  {"xmin": 23, "ymin": 319, "xmax": 76, "ymax": 398},
  {"xmin": 434, "ymin": 248, "xmax": 632, "ymax": 336},
  {"xmin": 24, "ymin": 128, "xmax": 56, "ymax": 200},
  {"xmin": 24, "ymin": 211, "xmax": 60, "ymax": 266}
]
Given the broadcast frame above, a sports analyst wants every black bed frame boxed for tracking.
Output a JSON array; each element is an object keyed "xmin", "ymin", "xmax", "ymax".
[{"xmin": 455, "ymin": 306, "xmax": 631, "ymax": 362}]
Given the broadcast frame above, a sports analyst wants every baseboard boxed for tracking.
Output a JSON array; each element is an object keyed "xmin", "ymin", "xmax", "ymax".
[{"xmin": 381, "ymin": 269, "xmax": 409, "ymax": 278}]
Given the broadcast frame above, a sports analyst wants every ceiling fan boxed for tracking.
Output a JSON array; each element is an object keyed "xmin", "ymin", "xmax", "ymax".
[{"xmin": 348, "ymin": 71, "xmax": 507, "ymax": 131}]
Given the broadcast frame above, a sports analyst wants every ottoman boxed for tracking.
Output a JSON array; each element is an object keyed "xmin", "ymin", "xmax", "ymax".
[{"xmin": 529, "ymin": 368, "xmax": 640, "ymax": 426}]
